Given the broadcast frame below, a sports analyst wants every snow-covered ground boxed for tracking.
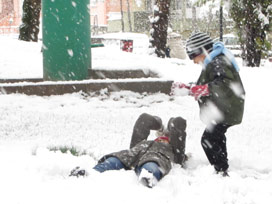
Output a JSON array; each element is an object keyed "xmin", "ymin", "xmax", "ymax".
[{"xmin": 0, "ymin": 34, "xmax": 272, "ymax": 204}]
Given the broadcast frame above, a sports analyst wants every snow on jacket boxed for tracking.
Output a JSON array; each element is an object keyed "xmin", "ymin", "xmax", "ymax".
[
  {"xmin": 99, "ymin": 140, "xmax": 174, "ymax": 176},
  {"xmin": 197, "ymin": 53, "xmax": 245, "ymax": 126},
  {"xmin": 97, "ymin": 114, "xmax": 187, "ymax": 177}
]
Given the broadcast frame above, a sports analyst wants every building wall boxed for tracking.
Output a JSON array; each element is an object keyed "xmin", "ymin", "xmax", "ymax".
[
  {"xmin": 106, "ymin": 0, "xmax": 132, "ymax": 13},
  {"xmin": 106, "ymin": 0, "xmax": 136, "ymax": 32},
  {"xmin": 0, "ymin": 0, "xmax": 14, "ymax": 26},
  {"xmin": 90, "ymin": 0, "xmax": 107, "ymax": 26},
  {"xmin": 0, "ymin": 0, "xmax": 147, "ymax": 35},
  {"xmin": 0, "ymin": 0, "xmax": 21, "ymax": 34},
  {"xmin": 1, "ymin": 0, "xmax": 110, "ymax": 35},
  {"xmin": 0, "ymin": 0, "xmax": 234, "ymax": 38}
]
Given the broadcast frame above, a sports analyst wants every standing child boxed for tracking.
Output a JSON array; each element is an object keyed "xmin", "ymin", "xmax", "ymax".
[{"xmin": 171, "ymin": 32, "xmax": 245, "ymax": 176}]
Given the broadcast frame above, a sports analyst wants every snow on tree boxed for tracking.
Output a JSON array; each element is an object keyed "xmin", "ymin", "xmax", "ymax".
[
  {"xmin": 19, "ymin": 0, "xmax": 41, "ymax": 42},
  {"xmin": 231, "ymin": 0, "xmax": 272, "ymax": 67},
  {"xmin": 149, "ymin": 0, "xmax": 171, "ymax": 58}
]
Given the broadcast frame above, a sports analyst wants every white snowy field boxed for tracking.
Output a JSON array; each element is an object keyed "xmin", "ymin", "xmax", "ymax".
[{"xmin": 0, "ymin": 34, "xmax": 272, "ymax": 204}]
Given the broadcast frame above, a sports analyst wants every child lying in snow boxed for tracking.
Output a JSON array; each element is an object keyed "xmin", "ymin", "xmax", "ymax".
[{"xmin": 70, "ymin": 113, "xmax": 188, "ymax": 188}]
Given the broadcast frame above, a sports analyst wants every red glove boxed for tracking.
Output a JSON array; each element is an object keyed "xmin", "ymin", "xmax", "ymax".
[
  {"xmin": 190, "ymin": 84, "xmax": 209, "ymax": 100},
  {"xmin": 170, "ymin": 82, "xmax": 191, "ymax": 96}
]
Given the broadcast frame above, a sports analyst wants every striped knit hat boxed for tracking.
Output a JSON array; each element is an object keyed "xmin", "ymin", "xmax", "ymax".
[{"xmin": 186, "ymin": 32, "xmax": 213, "ymax": 60}]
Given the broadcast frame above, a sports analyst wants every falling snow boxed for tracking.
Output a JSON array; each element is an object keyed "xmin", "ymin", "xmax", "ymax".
[
  {"xmin": 0, "ymin": 34, "xmax": 272, "ymax": 204},
  {"xmin": 71, "ymin": 1, "xmax": 77, "ymax": 8},
  {"xmin": 67, "ymin": 49, "xmax": 74, "ymax": 57}
]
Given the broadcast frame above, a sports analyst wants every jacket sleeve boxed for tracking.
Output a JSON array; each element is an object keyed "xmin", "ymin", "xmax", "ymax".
[{"xmin": 130, "ymin": 113, "xmax": 162, "ymax": 148}]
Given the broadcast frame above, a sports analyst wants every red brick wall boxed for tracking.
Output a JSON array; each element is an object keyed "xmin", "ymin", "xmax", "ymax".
[
  {"xmin": 106, "ymin": 0, "xmax": 132, "ymax": 13},
  {"xmin": 0, "ymin": 0, "xmax": 15, "ymax": 26},
  {"xmin": 0, "ymin": 0, "xmax": 22, "ymax": 33}
]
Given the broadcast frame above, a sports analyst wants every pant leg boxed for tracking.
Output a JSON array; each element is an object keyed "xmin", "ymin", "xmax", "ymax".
[
  {"xmin": 167, "ymin": 117, "xmax": 187, "ymax": 165},
  {"xmin": 135, "ymin": 162, "xmax": 162, "ymax": 181},
  {"xmin": 130, "ymin": 113, "xmax": 162, "ymax": 148},
  {"xmin": 93, "ymin": 157, "xmax": 125, "ymax": 173},
  {"xmin": 201, "ymin": 124, "xmax": 230, "ymax": 172}
]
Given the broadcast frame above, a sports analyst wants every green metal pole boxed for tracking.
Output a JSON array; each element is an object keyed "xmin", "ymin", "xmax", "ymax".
[{"xmin": 42, "ymin": 0, "xmax": 91, "ymax": 81}]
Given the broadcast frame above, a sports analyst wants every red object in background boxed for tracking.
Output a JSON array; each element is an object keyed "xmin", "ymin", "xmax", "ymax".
[{"xmin": 121, "ymin": 40, "xmax": 133, "ymax": 52}]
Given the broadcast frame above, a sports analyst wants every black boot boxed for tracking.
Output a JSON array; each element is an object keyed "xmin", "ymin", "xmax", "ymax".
[{"xmin": 216, "ymin": 170, "xmax": 229, "ymax": 177}]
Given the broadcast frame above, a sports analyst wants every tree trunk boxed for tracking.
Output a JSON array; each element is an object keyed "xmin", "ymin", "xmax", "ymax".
[
  {"xmin": 150, "ymin": 0, "xmax": 171, "ymax": 58},
  {"xmin": 19, "ymin": 0, "xmax": 41, "ymax": 42},
  {"xmin": 231, "ymin": 0, "xmax": 270, "ymax": 67},
  {"xmin": 245, "ymin": 24, "xmax": 254, "ymax": 66},
  {"xmin": 192, "ymin": 7, "xmax": 197, "ymax": 32},
  {"xmin": 126, "ymin": 0, "xmax": 132, "ymax": 32},
  {"xmin": 247, "ymin": 28, "xmax": 265, "ymax": 67},
  {"xmin": 219, "ymin": 5, "xmax": 223, "ymax": 41},
  {"xmin": 120, "ymin": 0, "xmax": 125, "ymax": 32},
  {"xmin": 243, "ymin": 3, "xmax": 263, "ymax": 67}
]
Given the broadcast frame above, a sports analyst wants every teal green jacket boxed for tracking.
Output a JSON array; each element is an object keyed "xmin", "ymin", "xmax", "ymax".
[{"xmin": 196, "ymin": 54, "xmax": 245, "ymax": 126}]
